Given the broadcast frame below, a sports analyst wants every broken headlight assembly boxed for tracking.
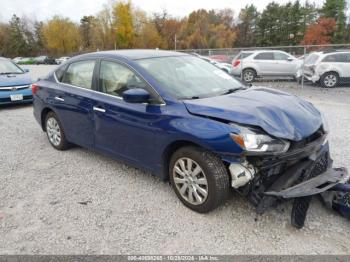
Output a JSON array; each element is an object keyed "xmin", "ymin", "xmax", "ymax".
[{"xmin": 230, "ymin": 125, "xmax": 290, "ymax": 155}]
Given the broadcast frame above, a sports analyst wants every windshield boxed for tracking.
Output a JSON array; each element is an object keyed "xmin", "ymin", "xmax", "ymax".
[
  {"xmin": 236, "ymin": 52, "xmax": 253, "ymax": 60},
  {"xmin": 305, "ymin": 54, "xmax": 319, "ymax": 65},
  {"xmin": 0, "ymin": 59, "xmax": 24, "ymax": 74},
  {"xmin": 137, "ymin": 56, "xmax": 243, "ymax": 99}
]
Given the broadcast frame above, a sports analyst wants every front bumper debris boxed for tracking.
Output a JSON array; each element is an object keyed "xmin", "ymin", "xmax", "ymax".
[
  {"xmin": 265, "ymin": 166, "xmax": 349, "ymax": 229},
  {"xmin": 265, "ymin": 167, "xmax": 349, "ymax": 198},
  {"xmin": 246, "ymin": 135, "xmax": 350, "ymax": 229}
]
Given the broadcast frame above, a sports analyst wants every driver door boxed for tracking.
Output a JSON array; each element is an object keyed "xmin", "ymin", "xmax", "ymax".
[
  {"xmin": 92, "ymin": 59, "xmax": 164, "ymax": 169},
  {"xmin": 273, "ymin": 52, "xmax": 297, "ymax": 75}
]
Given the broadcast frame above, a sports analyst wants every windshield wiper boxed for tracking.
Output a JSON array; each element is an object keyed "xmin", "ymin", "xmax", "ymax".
[
  {"xmin": 180, "ymin": 95, "xmax": 201, "ymax": 100},
  {"xmin": 0, "ymin": 72, "xmax": 22, "ymax": 75},
  {"xmin": 221, "ymin": 87, "xmax": 244, "ymax": 95},
  {"xmin": 190, "ymin": 96, "xmax": 200, "ymax": 100}
]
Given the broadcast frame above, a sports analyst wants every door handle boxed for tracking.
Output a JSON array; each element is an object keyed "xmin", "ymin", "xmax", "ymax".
[
  {"xmin": 93, "ymin": 106, "xmax": 106, "ymax": 113},
  {"xmin": 54, "ymin": 96, "xmax": 64, "ymax": 102}
]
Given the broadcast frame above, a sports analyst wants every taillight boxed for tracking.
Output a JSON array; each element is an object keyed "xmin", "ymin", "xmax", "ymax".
[
  {"xmin": 233, "ymin": 60, "xmax": 241, "ymax": 67},
  {"xmin": 31, "ymin": 84, "xmax": 39, "ymax": 95}
]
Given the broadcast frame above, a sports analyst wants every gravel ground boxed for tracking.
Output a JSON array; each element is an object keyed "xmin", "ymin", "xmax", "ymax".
[{"xmin": 0, "ymin": 65, "xmax": 350, "ymax": 255}]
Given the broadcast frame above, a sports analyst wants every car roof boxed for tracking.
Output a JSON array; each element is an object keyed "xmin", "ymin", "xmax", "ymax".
[
  {"xmin": 73, "ymin": 49, "xmax": 189, "ymax": 61},
  {"xmin": 241, "ymin": 50, "xmax": 286, "ymax": 53}
]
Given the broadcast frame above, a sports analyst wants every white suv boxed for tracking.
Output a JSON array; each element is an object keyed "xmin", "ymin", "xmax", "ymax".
[
  {"xmin": 302, "ymin": 51, "xmax": 350, "ymax": 88},
  {"xmin": 231, "ymin": 50, "xmax": 300, "ymax": 82}
]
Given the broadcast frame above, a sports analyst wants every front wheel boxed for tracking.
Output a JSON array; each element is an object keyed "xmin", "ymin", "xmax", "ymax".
[
  {"xmin": 169, "ymin": 146, "xmax": 230, "ymax": 213},
  {"xmin": 242, "ymin": 69, "xmax": 256, "ymax": 83},
  {"xmin": 321, "ymin": 72, "xmax": 339, "ymax": 88}
]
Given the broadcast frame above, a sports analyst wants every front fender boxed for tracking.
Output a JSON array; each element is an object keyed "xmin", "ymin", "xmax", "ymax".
[{"xmin": 159, "ymin": 114, "xmax": 244, "ymax": 156}]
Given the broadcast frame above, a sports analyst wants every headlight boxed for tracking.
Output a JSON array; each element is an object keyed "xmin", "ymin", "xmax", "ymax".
[
  {"xmin": 230, "ymin": 126, "xmax": 290, "ymax": 154},
  {"xmin": 321, "ymin": 112, "xmax": 329, "ymax": 134}
]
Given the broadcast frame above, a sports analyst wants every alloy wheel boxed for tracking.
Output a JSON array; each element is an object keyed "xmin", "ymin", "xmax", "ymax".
[
  {"xmin": 323, "ymin": 74, "xmax": 337, "ymax": 87},
  {"xmin": 243, "ymin": 71, "xmax": 254, "ymax": 82},
  {"xmin": 46, "ymin": 117, "xmax": 61, "ymax": 146},
  {"xmin": 173, "ymin": 157, "xmax": 208, "ymax": 205}
]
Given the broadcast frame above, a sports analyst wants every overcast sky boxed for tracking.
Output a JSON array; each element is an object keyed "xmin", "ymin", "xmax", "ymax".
[{"xmin": 0, "ymin": 0, "xmax": 329, "ymax": 22}]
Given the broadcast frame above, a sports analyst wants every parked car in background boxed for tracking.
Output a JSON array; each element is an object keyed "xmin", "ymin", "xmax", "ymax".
[
  {"xmin": 198, "ymin": 55, "xmax": 233, "ymax": 74},
  {"xmin": 16, "ymin": 57, "xmax": 36, "ymax": 65},
  {"xmin": 0, "ymin": 57, "xmax": 32, "ymax": 105},
  {"xmin": 34, "ymin": 56, "xmax": 57, "ymax": 65},
  {"xmin": 31, "ymin": 50, "xmax": 348, "ymax": 229},
  {"xmin": 231, "ymin": 50, "xmax": 299, "ymax": 83},
  {"xmin": 302, "ymin": 51, "xmax": 350, "ymax": 88},
  {"xmin": 209, "ymin": 55, "xmax": 231, "ymax": 63},
  {"xmin": 211, "ymin": 61, "xmax": 233, "ymax": 74},
  {"xmin": 56, "ymin": 56, "xmax": 70, "ymax": 65},
  {"xmin": 12, "ymin": 57, "xmax": 23, "ymax": 63}
]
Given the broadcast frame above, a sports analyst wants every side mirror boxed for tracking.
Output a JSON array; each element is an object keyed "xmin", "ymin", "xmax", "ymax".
[
  {"xmin": 23, "ymin": 68, "xmax": 30, "ymax": 73},
  {"xmin": 287, "ymin": 57, "xmax": 294, "ymax": 62},
  {"xmin": 122, "ymin": 88, "xmax": 150, "ymax": 103}
]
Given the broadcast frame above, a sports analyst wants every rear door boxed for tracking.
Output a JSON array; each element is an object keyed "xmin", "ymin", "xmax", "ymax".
[
  {"xmin": 51, "ymin": 59, "xmax": 97, "ymax": 148},
  {"xmin": 253, "ymin": 52, "xmax": 276, "ymax": 75}
]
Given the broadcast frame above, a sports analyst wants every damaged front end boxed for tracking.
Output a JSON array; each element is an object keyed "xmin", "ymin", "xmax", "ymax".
[{"xmin": 226, "ymin": 126, "xmax": 350, "ymax": 229}]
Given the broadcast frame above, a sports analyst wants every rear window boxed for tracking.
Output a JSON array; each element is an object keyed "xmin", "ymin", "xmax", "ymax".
[{"xmin": 305, "ymin": 54, "xmax": 319, "ymax": 65}]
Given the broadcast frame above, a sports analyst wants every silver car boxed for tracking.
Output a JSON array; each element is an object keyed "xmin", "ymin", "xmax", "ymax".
[{"xmin": 231, "ymin": 50, "xmax": 300, "ymax": 82}]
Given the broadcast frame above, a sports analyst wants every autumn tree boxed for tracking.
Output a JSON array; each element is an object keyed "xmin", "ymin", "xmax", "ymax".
[
  {"xmin": 301, "ymin": 17, "xmax": 337, "ymax": 45},
  {"xmin": 162, "ymin": 18, "xmax": 183, "ymax": 49},
  {"xmin": 112, "ymin": 1, "xmax": 134, "ymax": 48},
  {"xmin": 42, "ymin": 16, "xmax": 81, "ymax": 56},
  {"xmin": 179, "ymin": 9, "xmax": 237, "ymax": 49},
  {"xmin": 94, "ymin": 4, "xmax": 114, "ymax": 50},
  {"xmin": 133, "ymin": 9, "xmax": 165, "ymax": 48}
]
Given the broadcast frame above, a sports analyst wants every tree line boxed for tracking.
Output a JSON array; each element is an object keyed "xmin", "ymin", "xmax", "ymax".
[{"xmin": 0, "ymin": 0, "xmax": 348, "ymax": 57}]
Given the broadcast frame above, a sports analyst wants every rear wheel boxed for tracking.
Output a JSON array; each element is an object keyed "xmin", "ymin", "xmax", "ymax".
[
  {"xmin": 45, "ymin": 112, "xmax": 70, "ymax": 150},
  {"xmin": 242, "ymin": 69, "xmax": 256, "ymax": 83},
  {"xmin": 321, "ymin": 72, "xmax": 339, "ymax": 88},
  {"xmin": 169, "ymin": 146, "xmax": 230, "ymax": 213}
]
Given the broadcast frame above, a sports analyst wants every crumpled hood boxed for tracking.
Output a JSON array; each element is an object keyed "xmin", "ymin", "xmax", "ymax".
[
  {"xmin": 0, "ymin": 73, "xmax": 32, "ymax": 87},
  {"xmin": 183, "ymin": 87, "xmax": 322, "ymax": 141}
]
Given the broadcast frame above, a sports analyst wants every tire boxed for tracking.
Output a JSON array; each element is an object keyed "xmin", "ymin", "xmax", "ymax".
[
  {"xmin": 45, "ymin": 111, "xmax": 70, "ymax": 150},
  {"xmin": 320, "ymin": 72, "xmax": 339, "ymax": 88},
  {"xmin": 242, "ymin": 69, "xmax": 256, "ymax": 83},
  {"xmin": 169, "ymin": 146, "xmax": 230, "ymax": 213}
]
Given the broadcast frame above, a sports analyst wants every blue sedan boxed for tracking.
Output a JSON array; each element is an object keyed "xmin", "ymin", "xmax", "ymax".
[
  {"xmin": 0, "ymin": 57, "xmax": 32, "ymax": 105},
  {"xmin": 32, "ymin": 50, "xmax": 347, "ymax": 226}
]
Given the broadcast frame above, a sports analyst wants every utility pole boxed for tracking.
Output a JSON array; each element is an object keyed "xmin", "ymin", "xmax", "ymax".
[{"xmin": 174, "ymin": 34, "xmax": 177, "ymax": 51}]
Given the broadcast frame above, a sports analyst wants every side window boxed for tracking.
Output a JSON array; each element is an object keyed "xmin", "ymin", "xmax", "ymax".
[
  {"xmin": 99, "ymin": 60, "xmax": 148, "ymax": 97},
  {"xmin": 322, "ymin": 54, "xmax": 344, "ymax": 63},
  {"xmin": 345, "ymin": 53, "xmax": 350, "ymax": 63},
  {"xmin": 254, "ymin": 52, "xmax": 274, "ymax": 60},
  {"xmin": 274, "ymin": 52, "xmax": 289, "ymax": 60},
  {"xmin": 54, "ymin": 65, "xmax": 67, "ymax": 82},
  {"xmin": 62, "ymin": 60, "xmax": 95, "ymax": 89}
]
